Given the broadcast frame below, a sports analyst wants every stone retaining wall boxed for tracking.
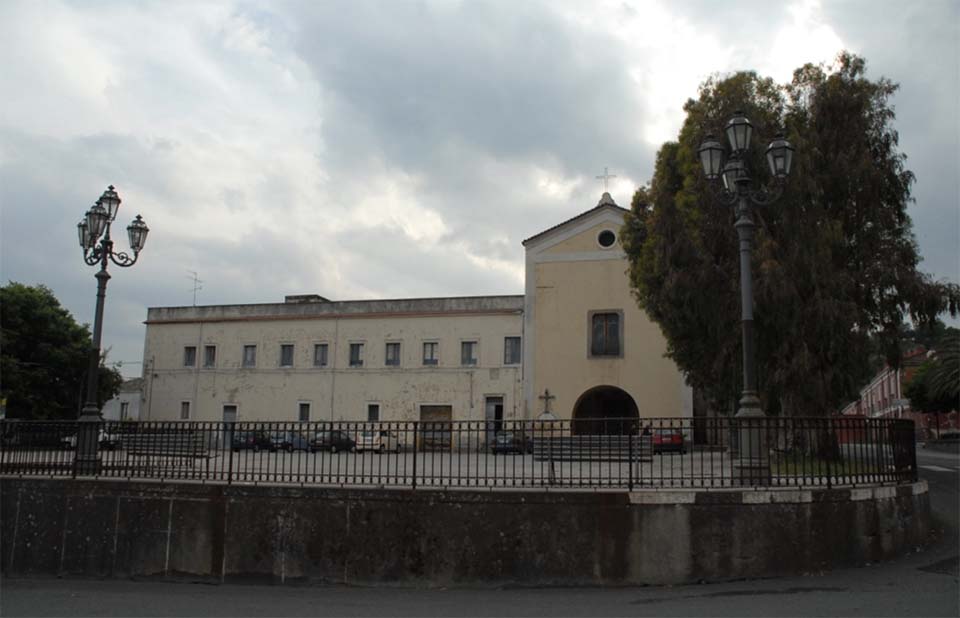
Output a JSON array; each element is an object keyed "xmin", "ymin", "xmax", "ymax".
[{"xmin": 0, "ymin": 478, "xmax": 929, "ymax": 586}]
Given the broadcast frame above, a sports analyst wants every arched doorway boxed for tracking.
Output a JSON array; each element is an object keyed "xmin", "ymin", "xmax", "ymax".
[{"xmin": 571, "ymin": 385, "xmax": 639, "ymax": 435}]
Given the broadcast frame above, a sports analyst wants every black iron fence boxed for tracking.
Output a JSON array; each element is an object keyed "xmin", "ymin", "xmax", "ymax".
[{"xmin": 0, "ymin": 417, "xmax": 916, "ymax": 489}]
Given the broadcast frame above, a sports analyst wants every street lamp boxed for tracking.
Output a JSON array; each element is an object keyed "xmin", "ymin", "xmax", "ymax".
[
  {"xmin": 698, "ymin": 112, "xmax": 794, "ymax": 482},
  {"xmin": 75, "ymin": 185, "xmax": 149, "ymax": 474}
]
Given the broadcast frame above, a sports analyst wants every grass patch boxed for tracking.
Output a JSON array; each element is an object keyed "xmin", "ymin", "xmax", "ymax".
[{"xmin": 772, "ymin": 453, "xmax": 885, "ymax": 476}]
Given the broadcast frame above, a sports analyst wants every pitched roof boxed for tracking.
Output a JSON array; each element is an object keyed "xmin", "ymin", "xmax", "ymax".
[
  {"xmin": 120, "ymin": 378, "xmax": 144, "ymax": 392},
  {"xmin": 522, "ymin": 192, "xmax": 629, "ymax": 246}
]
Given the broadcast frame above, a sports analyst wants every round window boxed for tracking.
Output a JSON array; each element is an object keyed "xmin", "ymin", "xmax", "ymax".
[{"xmin": 598, "ymin": 230, "xmax": 616, "ymax": 248}]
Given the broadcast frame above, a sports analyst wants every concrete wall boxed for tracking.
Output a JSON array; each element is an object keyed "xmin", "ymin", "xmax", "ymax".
[
  {"xmin": 143, "ymin": 297, "xmax": 523, "ymax": 423},
  {"xmin": 1, "ymin": 479, "xmax": 929, "ymax": 586}
]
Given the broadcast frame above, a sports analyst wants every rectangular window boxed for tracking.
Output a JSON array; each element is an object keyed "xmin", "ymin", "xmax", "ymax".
[
  {"xmin": 367, "ymin": 403, "xmax": 380, "ymax": 422},
  {"xmin": 203, "ymin": 345, "xmax": 216, "ymax": 368},
  {"xmin": 590, "ymin": 312, "xmax": 621, "ymax": 357},
  {"xmin": 349, "ymin": 343, "xmax": 364, "ymax": 367},
  {"xmin": 183, "ymin": 346, "xmax": 196, "ymax": 367},
  {"xmin": 422, "ymin": 342, "xmax": 439, "ymax": 365},
  {"xmin": 242, "ymin": 345, "xmax": 257, "ymax": 368},
  {"xmin": 385, "ymin": 342, "xmax": 401, "ymax": 366},
  {"xmin": 280, "ymin": 344, "xmax": 294, "ymax": 367},
  {"xmin": 298, "ymin": 402, "xmax": 310, "ymax": 422},
  {"xmin": 461, "ymin": 341, "xmax": 478, "ymax": 366},
  {"xmin": 313, "ymin": 343, "xmax": 328, "ymax": 367},
  {"xmin": 120, "ymin": 401, "xmax": 129, "ymax": 421},
  {"xmin": 504, "ymin": 336, "xmax": 521, "ymax": 365},
  {"xmin": 180, "ymin": 401, "xmax": 190, "ymax": 420}
]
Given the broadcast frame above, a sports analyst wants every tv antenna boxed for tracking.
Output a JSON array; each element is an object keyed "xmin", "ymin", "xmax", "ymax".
[{"xmin": 187, "ymin": 270, "xmax": 203, "ymax": 306}]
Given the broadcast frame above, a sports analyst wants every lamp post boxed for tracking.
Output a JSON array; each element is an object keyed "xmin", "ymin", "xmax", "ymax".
[
  {"xmin": 698, "ymin": 112, "xmax": 794, "ymax": 482},
  {"xmin": 75, "ymin": 185, "xmax": 149, "ymax": 474}
]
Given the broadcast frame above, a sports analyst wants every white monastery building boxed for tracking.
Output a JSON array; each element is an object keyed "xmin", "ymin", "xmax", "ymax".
[
  {"xmin": 101, "ymin": 378, "xmax": 143, "ymax": 422},
  {"xmin": 140, "ymin": 194, "xmax": 692, "ymax": 428}
]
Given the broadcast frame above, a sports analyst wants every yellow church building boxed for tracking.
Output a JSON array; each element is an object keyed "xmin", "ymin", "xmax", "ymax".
[{"xmin": 140, "ymin": 193, "xmax": 692, "ymax": 428}]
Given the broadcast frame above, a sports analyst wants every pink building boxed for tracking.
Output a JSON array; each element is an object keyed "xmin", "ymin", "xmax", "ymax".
[{"xmin": 840, "ymin": 346, "xmax": 958, "ymax": 437}]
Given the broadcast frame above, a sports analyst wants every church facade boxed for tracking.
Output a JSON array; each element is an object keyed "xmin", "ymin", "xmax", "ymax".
[{"xmin": 140, "ymin": 194, "xmax": 691, "ymax": 426}]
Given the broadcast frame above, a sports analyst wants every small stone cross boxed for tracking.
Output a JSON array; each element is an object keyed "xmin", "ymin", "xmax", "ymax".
[
  {"xmin": 539, "ymin": 388, "xmax": 556, "ymax": 413},
  {"xmin": 595, "ymin": 167, "xmax": 617, "ymax": 191}
]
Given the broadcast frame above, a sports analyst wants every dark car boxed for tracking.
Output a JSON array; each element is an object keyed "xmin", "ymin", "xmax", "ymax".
[
  {"xmin": 271, "ymin": 431, "xmax": 312, "ymax": 452},
  {"xmin": 2, "ymin": 423, "xmax": 75, "ymax": 449},
  {"xmin": 231, "ymin": 430, "xmax": 279, "ymax": 452},
  {"xmin": 653, "ymin": 428, "xmax": 686, "ymax": 454},
  {"xmin": 491, "ymin": 430, "xmax": 533, "ymax": 455},
  {"xmin": 310, "ymin": 430, "xmax": 356, "ymax": 453}
]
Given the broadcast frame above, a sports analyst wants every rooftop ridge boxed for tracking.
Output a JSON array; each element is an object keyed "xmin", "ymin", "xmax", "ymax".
[
  {"xmin": 146, "ymin": 294, "xmax": 525, "ymax": 323},
  {"xmin": 522, "ymin": 195, "xmax": 628, "ymax": 246}
]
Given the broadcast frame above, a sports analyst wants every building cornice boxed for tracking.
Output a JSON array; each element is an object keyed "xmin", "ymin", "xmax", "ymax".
[{"xmin": 146, "ymin": 295, "xmax": 525, "ymax": 325}]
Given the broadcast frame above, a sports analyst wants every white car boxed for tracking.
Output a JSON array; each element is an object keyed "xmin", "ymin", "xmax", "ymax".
[
  {"xmin": 63, "ymin": 429, "xmax": 122, "ymax": 450},
  {"xmin": 354, "ymin": 429, "xmax": 402, "ymax": 453}
]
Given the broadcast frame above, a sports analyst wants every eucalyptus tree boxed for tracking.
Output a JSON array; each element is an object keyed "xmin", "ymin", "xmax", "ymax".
[{"xmin": 622, "ymin": 53, "xmax": 959, "ymax": 416}]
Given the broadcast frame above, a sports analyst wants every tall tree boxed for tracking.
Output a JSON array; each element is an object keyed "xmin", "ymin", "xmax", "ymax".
[
  {"xmin": 0, "ymin": 282, "xmax": 123, "ymax": 419},
  {"xmin": 904, "ymin": 362, "xmax": 957, "ymax": 417},
  {"xmin": 921, "ymin": 332, "xmax": 960, "ymax": 405},
  {"xmin": 621, "ymin": 53, "xmax": 959, "ymax": 416}
]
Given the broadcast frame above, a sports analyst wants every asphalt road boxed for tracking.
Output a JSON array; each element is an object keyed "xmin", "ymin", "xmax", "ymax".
[
  {"xmin": 917, "ymin": 446, "xmax": 960, "ymax": 532},
  {"xmin": 2, "ymin": 449, "xmax": 957, "ymax": 617}
]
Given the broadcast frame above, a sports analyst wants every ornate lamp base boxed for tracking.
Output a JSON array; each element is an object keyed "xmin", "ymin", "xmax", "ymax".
[{"xmin": 733, "ymin": 392, "xmax": 770, "ymax": 486}]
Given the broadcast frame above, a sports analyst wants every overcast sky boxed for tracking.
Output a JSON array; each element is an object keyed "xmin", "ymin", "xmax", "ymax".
[{"xmin": 1, "ymin": 0, "xmax": 957, "ymax": 378}]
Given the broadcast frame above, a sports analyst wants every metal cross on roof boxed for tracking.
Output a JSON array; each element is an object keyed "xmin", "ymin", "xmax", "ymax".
[{"xmin": 595, "ymin": 167, "xmax": 617, "ymax": 191}]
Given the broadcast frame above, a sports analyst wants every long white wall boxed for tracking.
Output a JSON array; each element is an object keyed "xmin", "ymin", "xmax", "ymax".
[{"xmin": 142, "ymin": 297, "xmax": 524, "ymax": 423}]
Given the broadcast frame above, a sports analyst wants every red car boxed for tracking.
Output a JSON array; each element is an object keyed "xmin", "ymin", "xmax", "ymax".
[{"xmin": 653, "ymin": 428, "xmax": 686, "ymax": 454}]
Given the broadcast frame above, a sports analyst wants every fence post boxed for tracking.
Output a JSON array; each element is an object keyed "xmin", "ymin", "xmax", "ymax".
[
  {"xmin": 825, "ymin": 419, "xmax": 832, "ymax": 489},
  {"xmin": 227, "ymin": 422, "xmax": 234, "ymax": 485},
  {"xmin": 411, "ymin": 421, "xmax": 418, "ymax": 490},
  {"xmin": 628, "ymin": 423, "xmax": 634, "ymax": 491},
  {"xmin": 910, "ymin": 422, "xmax": 918, "ymax": 482},
  {"xmin": 72, "ymin": 420, "xmax": 78, "ymax": 479}
]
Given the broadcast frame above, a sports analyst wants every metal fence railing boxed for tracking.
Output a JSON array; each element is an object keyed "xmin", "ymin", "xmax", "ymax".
[{"xmin": 0, "ymin": 417, "xmax": 917, "ymax": 489}]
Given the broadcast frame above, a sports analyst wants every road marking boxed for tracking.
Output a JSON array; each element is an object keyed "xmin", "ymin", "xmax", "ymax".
[{"xmin": 920, "ymin": 465, "xmax": 956, "ymax": 472}]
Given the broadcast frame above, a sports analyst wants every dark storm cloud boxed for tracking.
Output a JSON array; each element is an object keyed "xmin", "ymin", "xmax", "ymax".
[
  {"xmin": 294, "ymin": 1, "xmax": 645, "ymax": 167},
  {"xmin": 288, "ymin": 0, "xmax": 651, "ymax": 256},
  {"xmin": 330, "ymin": 224, "xmax": 518, "ymax": 301}
]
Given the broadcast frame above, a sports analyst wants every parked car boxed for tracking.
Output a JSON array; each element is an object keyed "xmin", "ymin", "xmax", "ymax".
[
  {"xmin": 652, "ymin": 428, "xmax": 686, "ymax": 454},
  {"xmin": 62, "ymin": 429, "xmax": 122, "ymax": 451},
  {"xmin": 2, "ymin": 424, "xmax": 75, "ymax": 449},
  {"xmin": 310, "ymin": 430, "xmax": 356, "ymax": 453},
  {"xmin": 98, "ymin": 430, "xmax": 122, "ymax": 450},
  {"xmin": 355, "ymin": 429, "xmax": 402, "ymax": 453},
  {"xmin": 490, "ymin": 430, "xmax": 533, "ymax": 454},
  {"xmin": 272, "ymin": 431, "xmax": 312, "ymax": 452},
  {"xmin": 231, "ymin": 430, "xmax": 279, "ymax": 452}
]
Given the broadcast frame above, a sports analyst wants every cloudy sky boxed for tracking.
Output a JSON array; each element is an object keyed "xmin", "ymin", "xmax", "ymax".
[{"xmin": 1, "ymin": 0, "xmax": 957, "ymax": 378}]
